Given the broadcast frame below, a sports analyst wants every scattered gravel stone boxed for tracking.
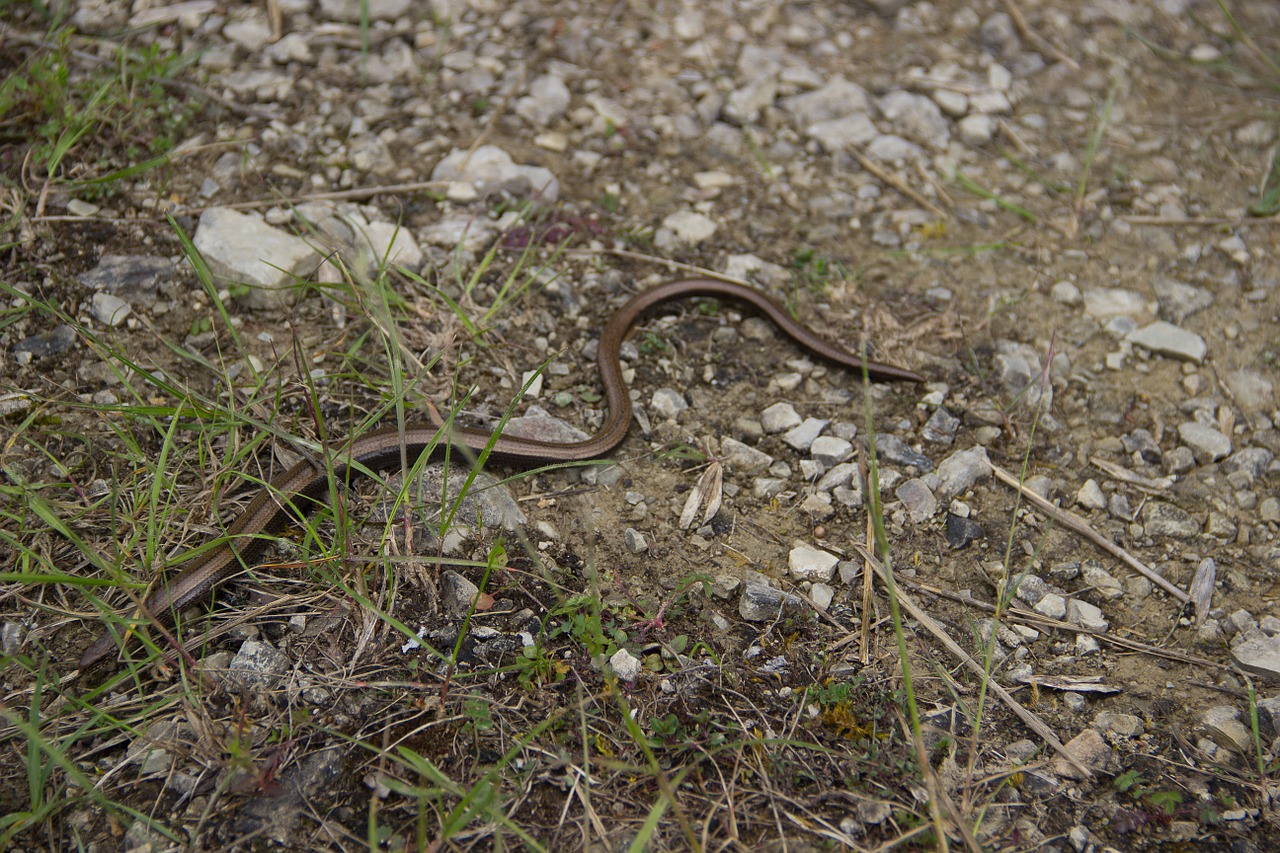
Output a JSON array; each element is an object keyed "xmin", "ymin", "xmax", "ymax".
[
  {"xmin": 789, "ymin": 544, "xmax": 839, "ymax": 582},
  {"xmin": 1201, "ymin": 706, "xmax": 1253, "ymax": 753},
  {"xmin": 1177, "ymin": 421, "xmax": 1232, "ymax": 463},
  {"xmin": 515, "ymin": 75, "xmax": 571, "ymax": 127},
  {"xmin": 780, "ymin": 77, "xmax": 871, "ymax": 126},
  {"xmin": 89, "ymin": 293, "xmax": 131, "ymax": 327},
  {"xmin": 896, "ymin": 479, "xmax": 937, "ymax": 523},
  {"xmin": 1034, "ymin": 593, "xmax": 1067, "ymax": 620},
  {"xmin": 1068, "ymin": 599, "xmax": 1109, "ymax": 632},
  {"xmin": 761, "ymin": 402, "xmax": 802, "ymax": 433},
  {"xmin": 77, "ymin": 254, "xmax": 175, "ymax": 296},
  {"xmin": 1128, "ymin": 321, "xmax": 1207, "ymax": 363},
  {"xmin": 1083, "ymin": 288, "xmax": 1150, "ymax": 321},
  {"xmin": 810, "ymin": 435, "xmax": 853, "ymax": 467},
  {"xmin": 441, "ymin": 571, "xmax": 481, "ymax": 618},
  {"xmin": 431, "ymin": 145, "xmax": 559, "ymax": 202},
  {"xmin": 1052, "ymin": 729, "xmax": 1118, "ymax": 780},
  {"xmin": 935, "ymin": 446, "xmax": 992, "ymax": 501},
  {"xmin": 921, "ymin": 407, "xmax": 959, "ymax": 444},
  {"xmin": 720, "ymin": 437, "xmax": 774, "ymax": 472},
  {"xmin": 879, "ymin": 90, "xmax": 950, "ymax": 148},
  {"xmin": 1142, "ymin": 501, "xmax": 1199, "ymax": 538},
  {"xmin": 1231, "ymin": 635, "xmax": 1280, "ymax": 681},
  {"xmin": 659, "ymin": 210, "xmax": 717, "ymax": 246},
  {"xmin": 1224, "ymin": 369, "xmax": 1275, "ymax": 412},
  {"xmin": 13, "ymin": 324, "xmax": 74, "ymax": 361},
  {"xmin": 806, "ymin": 114, "xmax": 878, "ymax": 151},
  {"xmin": 1076, "ymin": 479, "xmax": 1106, "ymax": 510},
  {"xmin": 944, "ymin": 513, "xmax": 984, "ymax": 548},
  {"xmin": 610, "ymin": 648, "xmax": 642, "ymax": 682},
  {"xmin": 873, "ymin": 434, "xmax": 933, "ymax": 471},
  {"xmin": 1081, "ymin": 561, "xmax": 1123, "ymax": 601},
  {"xmin": 1221, "ymin": 447, "xmax": 1273, "ymax": 479},
  {"xmin": 1152, "ymin": 276, "xmax": 1213, "ymax": 323},
  {"xmin": 739, "ymin": 577, "xmax": 804, "ymax": 621},
  {"xmin": 193, "ymin": 207, "xmax": 321, "ymax": 310},
  {"xmin": 782, "ymin": 417, "xmax": 829, "ymax": 452},
  {"xmin": 228, "ymin": 639, "xmax": 291, "ymax": 691},
  {"xmin": 650, "ymin": 387, "xmax": 689, "ymax": 420},
  {"xmin": 623, "ymin": 528, "xmax": 648, "ymax": 555}
]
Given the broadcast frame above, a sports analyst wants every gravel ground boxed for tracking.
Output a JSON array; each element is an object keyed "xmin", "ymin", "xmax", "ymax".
[{"xmin": 3, "ymin": 0, "xmax": 1280, "ymax": 849}]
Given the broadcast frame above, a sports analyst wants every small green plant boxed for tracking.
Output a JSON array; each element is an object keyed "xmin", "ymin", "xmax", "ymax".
[
  {"xmin": 1, "ymin": 31, "xmax": 199, "ymax": 183},
  {"xmin": 791, "ymin": 247, "xmax": 848, "ymax": 292}
]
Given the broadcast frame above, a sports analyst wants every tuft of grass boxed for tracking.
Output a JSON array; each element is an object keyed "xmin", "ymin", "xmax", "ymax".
[{"xmin": 0, "ymin": 30, "xmax": 199, "ymax": 185}]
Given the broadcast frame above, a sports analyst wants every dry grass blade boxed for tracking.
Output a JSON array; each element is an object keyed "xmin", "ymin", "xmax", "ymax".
[
  {"xmin": 990, "ymin": 463, "xmax": 1191, "ymax": 605},
  {"xmin": 851, "ymin": 149, "xmax": 949, "ymax": 220},
  {"xmin": 678, "ymin": 462, "xmax": 723, "ymax": 530},
  {"xmin": 848, "ymin": 541, "xmax": 1094, "ymax": 780}
]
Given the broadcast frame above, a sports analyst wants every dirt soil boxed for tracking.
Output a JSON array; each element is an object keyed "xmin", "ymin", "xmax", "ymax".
[{"xmin": 2, "ymin": 0, "xmax": 1280, "ymax": 850}]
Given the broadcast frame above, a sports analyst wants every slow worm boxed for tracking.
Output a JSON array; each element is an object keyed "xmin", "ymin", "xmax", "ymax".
[{"xmin": 79, "ymin": 278, "xmax": 923, "ymax": 671}]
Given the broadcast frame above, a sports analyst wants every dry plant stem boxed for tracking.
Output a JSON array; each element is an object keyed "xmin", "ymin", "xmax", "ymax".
[
  {"xmin": 849, "ymin": 542, "xmax": 1094, "ymax": 779},
  {"xmin": 851, "ymin": 149, "xmax": 950, "ymax": 220},
  {"xmin": 901, "ymin": 576, "xmax": 1227, "ymax": 671},
  {"xmin": 1000, "ymin": 0, "xmax": 1081, "ymax": 71},
  {"xmin": 1122, "ymin": 214, "xmax": 1280, "ymax": 227},
  {"xmin": 861, "ymin": 509, "xmax": 875, "ymax": 666},
  {"xmin": 990, "ymin": 463, "xmax": 1191, "ymax": 604},
  {"xmin": 183, "ymin": 180, "xmax": 450, "ymax": 212}
]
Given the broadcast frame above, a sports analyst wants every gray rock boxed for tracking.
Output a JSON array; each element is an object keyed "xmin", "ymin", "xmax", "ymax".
[
  {"xmin": 193, "ymin": 208, "xmax": 321, "ymax": 309},
  {"xmin": 77, "ymin": 254, "xmax": 175, "ymax": 296},
  {"xmin": 1177, "ymin": 421, "xmax": 1232, "ymax": 463},
  {"xmin": 806, "ymin": 113, "xmax": 878, "ymax": 151},
  {"xmin": 14, "ymin": 324, "xmax": 75, "ymax": 359},
  {"xmin": 1082, "ymin": 560, "xmax": 1123, "ymax": 600},
  {"xmin": 1077, "ymin": 479, "xmax": 1106, "ymax": 510},
  {"xmin": 922, "ymin": 407, "xmax": 959, "ymax": 444},
  {"xmin": 873, "ymin": 434, "xmax": 934, "ymax": 470},
  {"xmin": 866, "ymin": 134, "xmax": 923, "ymax": 162},
  {"xmin": 811, "ymin": 435, "xmax": 853, "ymax": 467},
  {"xmin": 431, "ymin": 145, "xmax": 560, "ymax": 202},
  {"xmin": 1224, "ymin": 369, "xmax": 1275, "ymax": 412},
  {"xmin": 659, "ymin": 210, "xmax": 717, "ymax": 245},
  {"xmin": 1068, "ymin": 599, "xmax": 1109, "ymax": 632},
  {"xmin": 739, "ymin": 579, "xmax": 805, "ymax": 621},
  {"xmin": 609, "ymin": 648, "xmax": 642, "ymax": 681},
  {"xmin": 1051, "ymin": 728, "xmax": 1117, "ymax": 780},
  {"xmin": 228, "ymin": 639, "xmax": 291, "ymax": 690},
  {"xmin": 782, "ymin": 417, "xmax": 829, "ymax": 452},
  {"xmin": 879, "ymin": 90, "xmax": 950, "ymax": 148},
  {"xmin": 1152, "ymin": 276, "xmax": 1213, "ymax": 322},
  {"xmin": 318, "ymin": 0, "xmax": 410, "ymax": 22},
  {"xmin": 789, "ymin": 544, "xmax": 839, "ymax": 582},
  {"xmin": 720, "ymin": 437, "xmax": 774, "ymax": 472},
  {"xmin": 1128, "ymin": 321, "xmax": 1207, "ymax": 363},
  {"xmin": 1201, "ymin": 706, "xmax": 1253, "ymax": 753},
  {"xmin": 1221, "ymin": 447, "xmax": 1274, "ymax": 479},
  {"xmin": 1083, "ymin": 288, "xmax": 1150, "ymax": 321},
  {"xmin": 1142, "ymin": 501, "xmax": 1199, "ymax": 538},
  {"xmin": 515, "ymin": 75, "xmax": 571, "ymax": 127},
  {"xmin": 624, "ymin": 528, "xmax": 648, "ymax": 554},
  {"xmin": 89, "ymin": 292, "xmax": 131, "ymax": 327},
  {"xmin": 896, "ymin": 478, "xmax": 937, "ymax": 523},
  {"xmin": 441, "ymin": 571, "xmax": 481, "ymax": 617},
  {"xmin": 1034, "ymin": 593, "xmax": 1067, "ymax": 620},
  {"xmin": 761, "ymin": 402, "xmax": 802, "ymax": 433},
  {"xmin": 935, "ymin": 446, "xmax": 992, "ymax": 501},
  {"xmin": 780, "ymin": 77, "xmax": 872, "ymax": 126},
  {"xmin": 650, "ymin": 387, "xmax": 688, "ymax": 420},
  {"xmin": 957, "ymin": 114, "xmax": 995, "ymax": 145},
  {"xmin": 1095, "ymin": 712, "xmax": 1146, "ymax": 737},
  {"xmin": 816, "ymin": 462, "xmax": 856, "ymax": 492},
  {"xmin": 1231, "ymin": 635, "xmax": 1280, "ymax": 681}
]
